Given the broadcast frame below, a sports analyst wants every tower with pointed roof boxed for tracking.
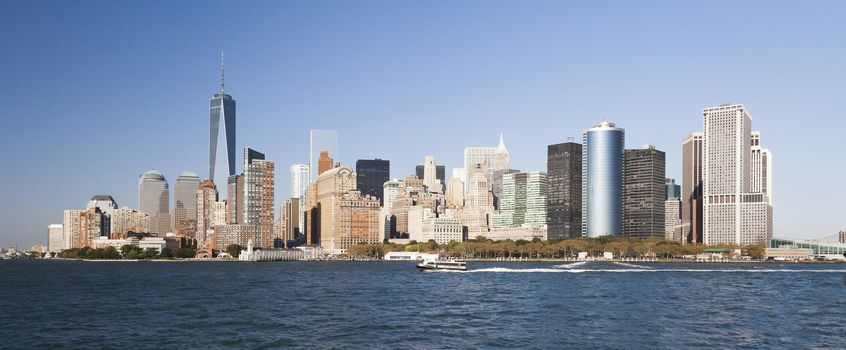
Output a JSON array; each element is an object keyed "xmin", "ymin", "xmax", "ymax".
[{"xmin": 209, "ymin": 52, "xmax": 236, "ymax": 198}]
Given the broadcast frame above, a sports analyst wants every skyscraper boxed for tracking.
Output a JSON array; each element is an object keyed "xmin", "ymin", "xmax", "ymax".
[
  {"xmin": 492, "ymin": 172, "xmax": 548, "ymax": 228},
  {"xmin": 209, "ymin": 54, "xmax": 236, "ymax": 197},
  {"xmin": 491, "ymin": 168, "xmax": 519, "ymax": 210},
  {"xmin": 415, "ymin": 164, "xmax": 445, "ymax": 188},
  {"xmin": 173, "ymin": 171, "xmax": 200, "ymax": 238},
  {"xmin": 422, "ymin": 156, "xmax": 443, "ymax": 193},
  {"xmin": 356, "ymin": 159, "xmax": 390, "ymax": 205},
  {"xmin": 463, "ymin": 135, "xmax": 502, "ymax": 193},
  {"xmin": 138, "ymin": 169, "xmax": 171, "ymax": 234},
  {"xmin": 582, "ymin": 121, "xmax": 624, "ymax": 237},
  {"xmin": 750, "ymin": 131, "xmax": 773, "ymax": 205},
  {"xmin": 196, "ymin": 179, "xmax": 218, "ymax": 247},
  {"xmin": 622, "ymin": 145, "xmax": 666, "ymax": 239},
  {"xmin": 665, "ymin": 178, "xmax": 681, "ymax": 200},
  {"xmin": 290, "ymin": 164, "xmax": 310, "ymax": 226},
  {"xmin": 492, "ymin": 133, "xmax": 510, "ymax": 173},
  {"xmin": 87, "ymin": 195, "xmax": 118, "ymax": 217},
  {"xmin": 243, "ymin": 147, "xmax": 275, "ymax": 248},
  {"xmin": 445, "ymin": 177, "xmax": 465, "ymax": 209},
  {"xmin": 227, "ymin": 174, "xmax": 244, "ymax": 224},
  {"xmin": 309, "ymin": 130, "xmax": 339, "ymax": 181},
  {"xmin": 47, "ymin": 224, "xmax": 64, "ymax": 253},
  {"xmin": 681, "ymin": 132, "xmax": 704, "ymax": 243},
  {"xmin": 547, "ymin": 141, "xmax": 582, "ymax": 240},
  {"xmin": 317, "ymin": 151, "xmax": 334, "ymax": 176},
  {"xmin": 702, "ymin": 104, "xmax": 772, "ymax": 245}
]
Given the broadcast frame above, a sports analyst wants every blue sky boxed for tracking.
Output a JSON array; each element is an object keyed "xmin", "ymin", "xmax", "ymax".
[{"xmin": 1, "ymin": 0, "xmax": 844, "ymax": 247}]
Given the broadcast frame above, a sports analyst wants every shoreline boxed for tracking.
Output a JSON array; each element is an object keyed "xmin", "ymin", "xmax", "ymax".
[{"xmin": 21, "ymin": 257, "xmax": 846, "ymax": 264}]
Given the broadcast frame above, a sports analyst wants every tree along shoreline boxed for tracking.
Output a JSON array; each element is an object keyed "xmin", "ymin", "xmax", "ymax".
[{"xmin": 346, "ymin": 236, "xmax": 769, "ymax": 260}]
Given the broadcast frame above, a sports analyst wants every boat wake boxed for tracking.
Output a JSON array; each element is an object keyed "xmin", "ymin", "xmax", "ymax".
[
  {"xmin": 612, "ymin": 262, "xmax": 652, "ymax": 269},
  {"xmin": 553, "ymin": 261, "xmax": 588, "ymax": 269},
  {"xmin": 455, "ymin": 267, "xmax": 846, "ymax": 274}
]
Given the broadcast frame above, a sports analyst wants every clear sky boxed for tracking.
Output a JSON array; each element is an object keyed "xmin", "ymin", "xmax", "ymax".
[{"xmin": 1, "ymin": 0, "xmax": 844, "ymax": 248}]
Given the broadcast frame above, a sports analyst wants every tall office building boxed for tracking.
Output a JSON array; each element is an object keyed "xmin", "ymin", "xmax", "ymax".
[
  {"xmin": 317, "ymin": 151, "xmax": 334, "ymax": 176},
  {"xmin": 452, "ymin": 168, "xmax": 465, "ymax": 182},
  {"xmin": 491, "ymin": 168, "xmax": 519, "ymax": 210},
  {"xmin": 665, "ymin": 198, "xmax": 682, "ymax": 241},
  {"xmin": 460, "ymin": 163, "xmax": 496, "ymax": 236},
  {"xmin": 547, "ymin": 141, "xmax": 583, "ymax": 240},
  {"xmin": 283, "ymin": 198, "xmax": 300, "ymax": 245},
  {"xmin": 209, "ymin": 54, "xmax": 236, "ymax": 197},
  {"xmin": 750, "ymin": 131, "xmax": 773, "ymax": 205},
  {"xmin": 196, "ymin": 179, "xmax": 218, "ymax": 248},
  {"xmin": 63, "ymin": 210, "xmax": 82, "ymax": 249},
  {"xmin": 138, "ymin": 169, "xmax": 171, "ymax": 234},
  {"xmin": 492, "ymin": 172, "xmax": 548, "ymax": 228},
  {"xmin": 422, "ymin": 156, "xmax": 443, "ymax": 193},
  {"xmin": 356, "ymin": 159, "xmax": 390, "ymax": 205},
  {"xmin": 173, "ymin": 171, "xmax": 200, "ymax": 238},
  {"xmin": 622, "ymin": 145, "xmax": 666, "ymax": 239},
  {"xmin": 382, "ymin": 179, "xmax": 400, "ymax": 210},
  {"xmin": 492, "ymin": 133, "xmax": 510, "ymax": 173},
  {"xmin": 582, "ymin": 121, "xmax": 624, "ymax": 237},
  {"xmin": 463, "ymin": 135, "xmax": 506, "ymax": 193},
  {"xmin": 290, "ymin": 164, "xmax": 310, "ymax": 227},
  {"xmin": 702, "ymin": 104, "xmax": 772, "ymax": 245},
  {"xmin": 445, "ymin": 177, "xmax": 465, "ymax": 209},
  {"xmin": 243, "ymin": 147, "xmax": 275, "ymax": 248},
  {"xmin": 309, "ymin": 130, "xmax": 339, "ymax": 181},
  {"xmin": 87, "ymin": 195, "xmax": 118, "ymax": 217},
  {"xmin": 47, "ymin": 224, "xmax": 64, "ymax": 253},
  {"xmin": 415, "ymin": 164, "xmax": 445, "ymax": 189},
  {"xmin": 681, "ymin": 132, "xmax": 704, "ymax": 243},
  {"xmin": 227, "ymin": 174, "xmax": 244, "ymax": 224},
  {"xmin": 665, "ymin": 178, "xmax": 681, "ymax": 200}
]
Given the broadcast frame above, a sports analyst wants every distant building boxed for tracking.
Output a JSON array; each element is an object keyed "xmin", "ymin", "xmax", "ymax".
[
  {"xmin": 422, "ymin": 155, "xmax": 444, "ymax": 194},
  {"xmin": 213, "ymin": 224, "xmax": 256, "ymax": 249},
  {"xmin": 702, "ymin": 104, "xmax": 772, "ymax": 245},
  {"xmin": 309, "ymin": 130, "xmax": 339, "ymax": 181},
  {"xmin": 415, "ymin": 162, "xmax": 445, "ymax": 193},
  {"xmin": 290, "ymin": 163, "xmax": 310, "ymax": 229},
  {"xmin": 491, "ymin": 169, "xmax": 520, "ymax": 210},
  {"xmin": 317, "ymin": 150, "xmax": 334, "ymax": 176},
  {"xmin": 356, "ymin": 159, "xmax": 390, "ymax": 205},
  {"xmin": 111, "ymin": 207, "xmax": 151, "ymax": 238},
  {"xmin": 547, "ymin": 141, "xmax": 582, "ymax": 240},
  {"xmin": 750, "ymin": 131, "xmax": 773, "ymax": 205},
  {"xmin": 243, "ymin": 147, "xmax": 275, "ymax": 248},
  {"xmin": 196, "ymin": 179, "xmax": 218, "ymax": 248},
  {"xmin": 227, "ymin": 174, "xmax": 244, "ymax": 224},
  {"xmin": 420, "ymin": 217, "xmax": 463, "ymax": 244},
  {"xmin": 582, "ymin": 121, "xmax": 624, "ymax": 237},
  {"xmin": 329, "ymin": 190, "xmax": 381, "ymax": 254},
  {"xmin": 665, "ymin": 199, "xmax": 682, "ymax": 241},
  {"xmin": 47, "ymin": 224, "xmax": 63, "ymax": 253},
  {"xmin": 445, "ymin": 177, "xmax": 465, "ymax": 209},
  {"xmin": 173, "ymin": 171, "xmax": 200, "ymax": 238},
  {"xmin": 665, "ymin": 178, "xmax": 681, "ymax": 200},
  {"xmin": 382, "ymin": 179, "xmax": 400, "ymax": 210},
  {"xmin": 493, "ymin": 172, "xmax": 547, "ymax": 229},
  {"xmin": 682, "ymin": 132, "xmax": 704, "ymax": 244},
  {"xmin": 840, "ymin": 231, "xmax": 846, "ymax": 244},
  {"xmin": 623, "ymin": 145, "xmax": 666, "ymax": 239},
  {"xmin": 87, "ymin": 195, "xmax": 118, "ymax": 217},
  {"xmin": 138, "ymin": 169, "xmax": 171, "ymax": 234},
  {"xmin": 459, "ymin": 163, "xmax": 495, "ymax": 238},
  {"xmin": 283, "ymin": 198, "xmax": 301, "ymax": 245},
  {"xmin": 63, "ymin": 210, "xmax": 82, "ymax": 249}
]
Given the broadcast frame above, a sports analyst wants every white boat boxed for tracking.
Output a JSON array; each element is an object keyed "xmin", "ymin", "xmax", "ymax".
[{"xmin": 416, "ymin": 258, "xmax": 467, "ymax": 271}]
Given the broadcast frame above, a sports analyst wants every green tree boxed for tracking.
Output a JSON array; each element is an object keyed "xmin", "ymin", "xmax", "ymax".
[{"xmin": 225, "ymin": 244, "xmax": 243, "ymax": 258}]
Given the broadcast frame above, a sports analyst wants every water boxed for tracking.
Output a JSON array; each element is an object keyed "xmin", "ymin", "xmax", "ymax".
[{"xmin": 1, "ymin": 260, "xmax": 845, "ymax": 349}]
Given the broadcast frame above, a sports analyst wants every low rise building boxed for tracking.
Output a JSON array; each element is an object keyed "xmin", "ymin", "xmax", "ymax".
[
  {"xmin": 486, "ymin": 225, "xmax": 548, "ymax": 241},
  {"xmin": 419, "ymin": 217, "xmax": 464, "ymax": 244},
  {"xmin": 763, "ymin": 247, "xmax": 813, "ymax": 261},
  {"xmin": 139, "ymin": 237, "xmax": 167, "ymax": 252}
]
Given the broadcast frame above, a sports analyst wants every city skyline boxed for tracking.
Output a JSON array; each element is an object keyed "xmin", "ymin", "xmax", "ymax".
[{"xmin": 3, "ymin": 1, "xmax": 846, "ymax": 247}]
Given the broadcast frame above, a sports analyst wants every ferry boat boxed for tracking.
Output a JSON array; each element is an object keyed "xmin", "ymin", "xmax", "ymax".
[{"xmin": 416, "ymin": 258, "xmax": 467, "ymax": 271}]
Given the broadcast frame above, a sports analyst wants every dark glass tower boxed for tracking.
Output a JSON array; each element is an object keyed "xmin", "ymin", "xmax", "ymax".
[
  {"xmin": 547, "ymin": 141, "xmax": 582, "ymax": 240},
  {"xmin": 209, "ymin": 54, "xmax": 236, "ymax": 195},
  {"xmin": 623, "ymin": 146, "xmax": 666, "ymax": 239},
  {"xmin": 356, "ymin": 159, "xmax": 390, "ymax": 205},
  {"xmin": 414, "ymin": 165, "xmax": 445, "ymax": 184}
]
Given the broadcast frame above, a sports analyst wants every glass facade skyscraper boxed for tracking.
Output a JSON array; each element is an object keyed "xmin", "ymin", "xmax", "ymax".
[
  {"xmin": 582, "ymin": 121, "xmax": 624, "ymax": 237},
  {"xmin": 209, "ymin": 91, "xmax": 236, "ymax": 198},
  {"xmin": 356, "ymin": 159, "xmax": 390, "ymax": 205},
  {"xmin": 547, "ymin": 141, "xmax": 582, "ymax": 240}
]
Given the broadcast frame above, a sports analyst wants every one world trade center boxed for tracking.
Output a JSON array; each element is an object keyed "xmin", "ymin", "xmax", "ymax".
[{"xmin": 209, "ymin": 53, "xmax": 236, "ymax": 195}]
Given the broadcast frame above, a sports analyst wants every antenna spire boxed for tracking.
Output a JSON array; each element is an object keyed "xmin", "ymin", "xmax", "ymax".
[{"xmin": 220, "ymin": 52, "xmax": 225, "ymax": 93}]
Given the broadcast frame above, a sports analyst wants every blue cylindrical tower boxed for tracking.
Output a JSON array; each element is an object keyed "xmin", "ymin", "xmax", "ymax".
[{"xmin": 582, "ymin": 121, "xmax": 624, "ymax": 237}]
